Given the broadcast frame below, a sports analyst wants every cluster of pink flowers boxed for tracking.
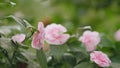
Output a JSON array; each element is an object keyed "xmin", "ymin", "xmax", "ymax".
[
  {"xmin": 11, "ymin": 22, "xmax": 113, "ymax": 67},
  {"xmin": 78, "ymin": 30, "xmax": 111, "ymax": 67},
  {"xmin": 31, "ymin": 22, "xmax": 70, "ymax": 49}
]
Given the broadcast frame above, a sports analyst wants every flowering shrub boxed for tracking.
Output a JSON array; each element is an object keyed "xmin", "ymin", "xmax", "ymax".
[{"xmin": 0, "ymin": 16, "xmax": 120, "ymax": 68}]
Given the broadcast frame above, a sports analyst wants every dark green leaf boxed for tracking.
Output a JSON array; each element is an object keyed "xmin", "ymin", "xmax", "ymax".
[{"xmin": 50, "ymin": 45, "xmax": 68, "ymax": 60}]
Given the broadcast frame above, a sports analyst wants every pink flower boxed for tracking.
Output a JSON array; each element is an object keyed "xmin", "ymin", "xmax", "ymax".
[
  {"xmin": 79, "ymin": 31, "xmax": 100, "ymax": 52},
  {"xmin": 90, "ymin": 51, "xmax": 111, "ymax": 67},
  {"xmin": 114, "ymin": 29, "xmax": 120, "ymax": 41},
  {"xmin": 45, "ymin": 23, "xmax": 70, "ymax": 45},
  {"xmin": 31, "ymin": 22, "xmax": 45, "ymax": 49},
  {"xmin": 12, "ymin": 34, "xmax": 25, "ymax": 43}
]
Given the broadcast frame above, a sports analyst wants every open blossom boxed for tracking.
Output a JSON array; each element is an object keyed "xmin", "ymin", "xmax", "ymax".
[
  {"xmin": 114, "ymin": 29, "xmax": 120, "ymax": 41},
  {"xmin": 45, "ymin": 23, "xmax": 70, "ymax": 45},
  {"xmin": 79, "ymin": 31, "xmax": 100, "ymax": 52},
  {"xmin": 90, "ymin": 51, "xmax": 111, "ymax": 67},
  {"xmin": 12, "ymin": 34, "xmax": 25, "ymax": 43},
  {"xmin": 31, "ymin": 22, "xmax": 45, "ymax": 49}
]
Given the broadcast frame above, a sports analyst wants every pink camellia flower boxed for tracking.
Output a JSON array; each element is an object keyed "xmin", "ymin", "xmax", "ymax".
[
  {"xmin": 90, "ymin": 51, "xmax": 111, "ymax": 67},
  {"xmin": 79, "ymin": 31, "xmax": 100, "ymax": 52},
  {"xmin": 114, "ymin": 29, "xmax": 120, "ymax": 41},
  {"xmin": 31, "ymin": 22, "xmax": 45, "ymax": 49},
  {"xmin": 45, "ymin": 23, "xmax": 70, "ymax": 45},
  {"xmin": 12, "ymin": 34, "xmax": 25, "ymax": 43}
]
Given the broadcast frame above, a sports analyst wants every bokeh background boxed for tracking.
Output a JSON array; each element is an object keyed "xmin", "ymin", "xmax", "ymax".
[{"xmin": 1, "ymin": 0, "xmax": 120, "ymax": 38}]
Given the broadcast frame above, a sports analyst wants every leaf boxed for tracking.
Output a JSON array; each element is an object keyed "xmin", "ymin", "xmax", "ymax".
[
  {"xmin": 0, "ymin": 25, "xmax": 21, "ymax": 35},
  {"xmin": 111, "ymin": 62, "xmax": 120, "ymax": 68},
  {"xmin": 50, "ymin": 45, "xmax": 68, "ymax": 60},
  {"xmin": 70, "ymin": 51, "xmax": 87, "ymax": 64},
  {"xmin": 63, "ymin": 53, "xmax": 76, "ymax": 67},
  {"xmin": 115, "ymin": 42, "xmax": 120, "ymax": 55},
  {"xmin": 37, "ymin": 49, "xmax": 48, "ymax": 68},
  {"xmin": 23, "ymin": 19, "xmax": 33, "ymax": 28},
  {"xmin": 21, "ymin": 49, "xmax": 36, "ymax": 62},
  {"xmin": 67, "ymin": 37, "xmax": 82, "ymax": 51},
  {"xmin": 67, "ymin": 37, "xmax": 87, "ymax": 54},
  {"xmin": 8, "ymin": 15, "xmax": 25, "ymax": 27},
  {"xmin": 61, "ymin": 62, "xmax": 73, "ymax": 68},
  {"xmin": 111, "ymin": 55, "xmax": 120, "ymax": 63},
  {"xmin": 0, "ymin": 38, "xmax": 14, "ymax": 57},
  {"xmin": 99, "ymin": 34, "xmax": 115, "ymax": 48},
  {"xmin": 74, "ymin": 62, "xmax": 93, "ymax": 68},
  {"xmin": 8, "ymin": 15, "xmax": 33, "ymax": 28}
]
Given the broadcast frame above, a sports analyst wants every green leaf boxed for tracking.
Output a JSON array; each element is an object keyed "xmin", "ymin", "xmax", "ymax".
[
  {"xmin": 50, "ymin": 45, "xmax": 68, "ymax": 60},
  {"xmin": 37, "ymin": 49, "xmax": 48, "ymax": 68},
  {"xmin": 115, "ymin": 42, "xmax": 120, "ymax": 55},
  {"xmin": 74, "ymin": 62, "xmax": 93, "ymax": 68},
  {"xmin": 23, "ymin": 19, "xmax": 33, "ymax": 28},
  {"xmin": 99, "ymin": 34, "xmax": 115, "ymax": 48},
  {"xmin": 0, "ymin": 38, "xmax": 14, "ymax": 57},
  {"xmin": 8, "ymin": 15, "xmax": 33, "ymax": 28},
  {"xmin": 61, "ymin": 62, "xmax": 73, "ymax": 68},
  {"xmin": 67, "ymin": 37, "xmax": 87, "ymax": 54},
  {"xmin": 8, "ymin": 15, "xmax": 25, "ymax": 27},
  {"xmin": 63, "ymin": 53, "xmax": 76, "ymax": 67},
  {"xmin": 67, "ymin": 37, "xmax": 82, "ymax": 52}
]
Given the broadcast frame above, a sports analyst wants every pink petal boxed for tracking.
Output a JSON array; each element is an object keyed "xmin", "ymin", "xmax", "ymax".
[
  {"xmin": 78, "ymin": 31, "xmax": 100, "ymax": 52},
  {"xmin": 31, "ymin": 22, "xmax": 45, "ymax": 49},
  {"xmin": 45, "ymin": 23, "xmax": 70, "ymax": 45},
  {"xmin": 90, "ymin": 51, "xmax": 111, "ymax": 67},
  {"xmin": 12, "ymin": 34, "xmax": 25, "ymax": 43}
]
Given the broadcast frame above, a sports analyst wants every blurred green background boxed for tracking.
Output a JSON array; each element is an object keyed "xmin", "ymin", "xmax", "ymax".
[{"xmin": 1, "ymin": 0, "xmax": 120, "ymax": 39}]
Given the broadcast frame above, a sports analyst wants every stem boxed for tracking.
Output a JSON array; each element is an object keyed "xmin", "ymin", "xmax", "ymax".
[
  {"xmin": 6, "ymin": 55, "xmax": 14, "ymax": 68},
  {"xmin": 37, "ymin": 49, "xmax": 48, "ymax": 68},
  {"xmin": 11, "ymin": 49, "xmax": 17, "ymax": 62}
]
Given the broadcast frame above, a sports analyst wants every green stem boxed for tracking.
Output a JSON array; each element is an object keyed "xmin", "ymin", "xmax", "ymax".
[
  {"xmin": 11, "ymin": 49, "xmax": 17, "ymax": 62},
  {"xmin": 37, "ymin": 49, "xmax": 48, "ymax": 68}
]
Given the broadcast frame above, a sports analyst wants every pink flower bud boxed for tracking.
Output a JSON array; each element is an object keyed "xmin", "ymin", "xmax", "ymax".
[
  {"xmin": 45, "ymin": 23, "xmax": 70, "ymax": 45},
  {"xmin": 12, "ymin": 34, "xmax": 25, "ymax": 43},
  {"xmin": 31, "ymin": 22, "xmax": 45, "ymax": 49},
  {"xmin": 79, "ymin": 31, "xmax": 100, "ymax": 52},
  {"xmin": 90, "ymin": 51, "xmax": 111, "ymax": 67},
  {"xmin": 114, "ymin": 29, "xmax": 120, "ymax": 41}
]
